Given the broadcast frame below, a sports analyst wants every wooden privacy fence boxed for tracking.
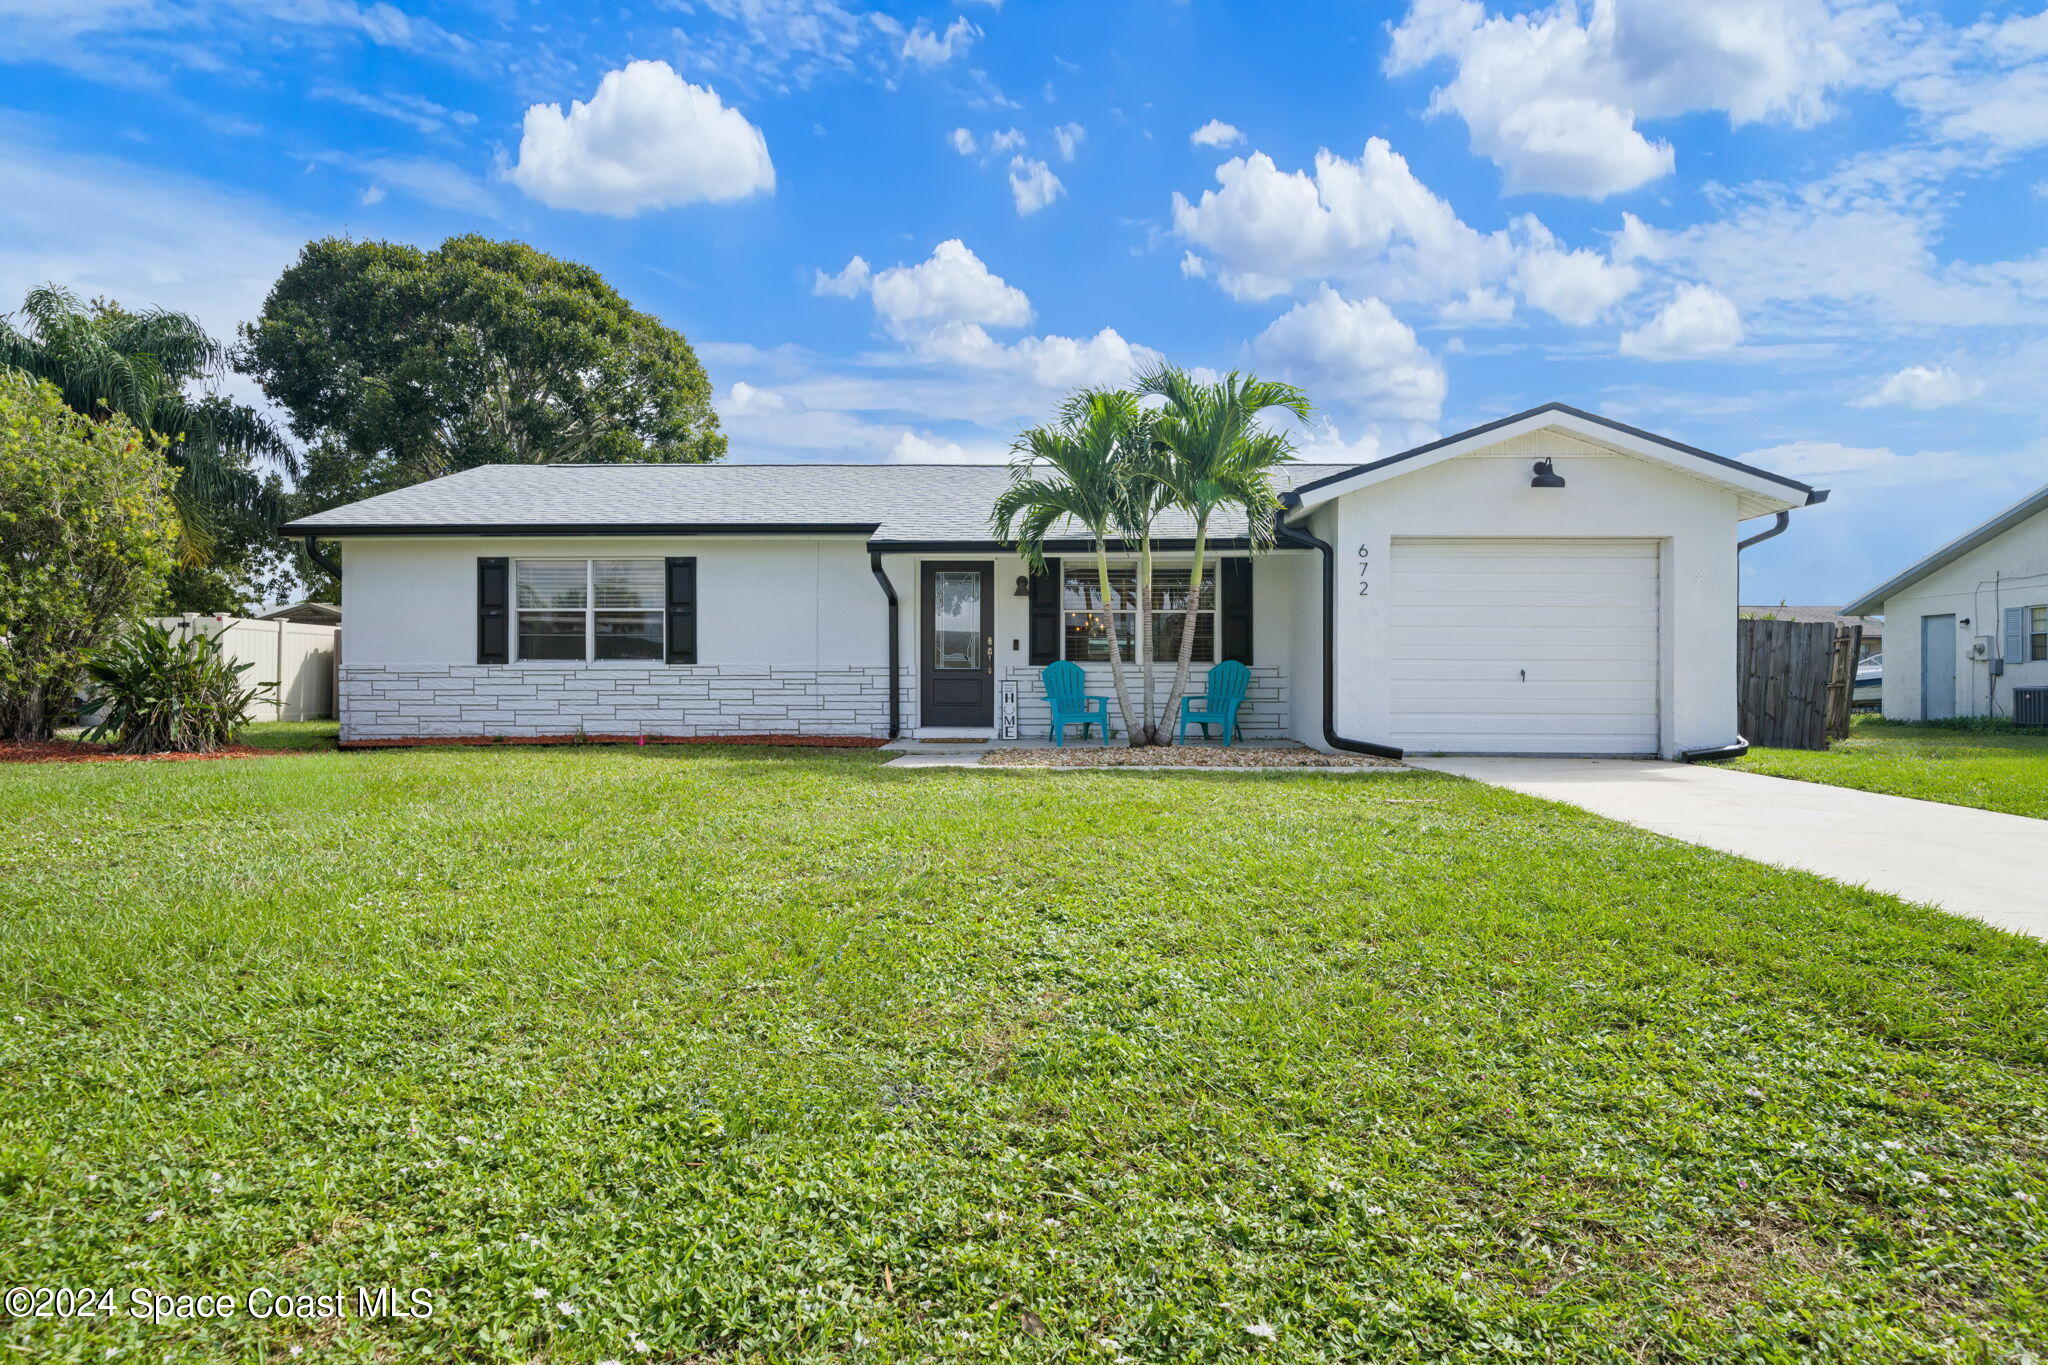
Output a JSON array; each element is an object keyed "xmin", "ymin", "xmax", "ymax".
[
  {"xmin": 150, "ymin": 615, "xmax": 340, "ymax": 722},
  {"xmin": 1737, "ymin": 618, "xmax": 1862, "ymax": 750}
]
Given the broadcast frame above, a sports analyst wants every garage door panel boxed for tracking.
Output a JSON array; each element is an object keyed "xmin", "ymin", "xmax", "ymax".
[
  {"xmin": 1392, "ymin": 618, "xmax": 1662, "ymax": 638},
  {"xmin": 1394, "ymin": 713, "xmax": 1659, "ymax": 735},
  {"xmin": 1394, "ymin": 680, "xmax": 1659, "ymax": 706},
  {"xmin": 1392, "ymin": 660, "xmax": 1659, "ymax": 684},
  {"xmin": 1388, "ymin": 537, "xmax": 1661, "ymax": 756}
]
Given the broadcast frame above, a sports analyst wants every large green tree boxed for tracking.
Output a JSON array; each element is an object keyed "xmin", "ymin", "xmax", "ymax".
[
  {"xmin": 0, "ymin": 370, "xmax": 179, "ymax": 740},
  {"xmin": 239, "ymin": 235, "xmax": 727, "ymax": 543},
  {"xmin": 0, "ymin": 287, "xmax": 292, "ymax": 612}
]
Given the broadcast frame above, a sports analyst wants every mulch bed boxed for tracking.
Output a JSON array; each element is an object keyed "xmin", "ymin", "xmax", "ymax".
[
  {"xmin": 0, "ymin": 740, "xmax": 271, "ymax": 765},
  {"xmin": 978, "ymin": 744, "xmax": 1403, "ymax": 769},
  {"xmin": 338, "ymin": 734, "xmax": 888, "ymax": 751}
]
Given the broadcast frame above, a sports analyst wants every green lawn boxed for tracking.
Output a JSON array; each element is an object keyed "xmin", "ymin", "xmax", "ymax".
[
  {"xmin": 1730, "ymin": 716, "xmax": 2048, "ymax": 819},
  {"xmin": 3, "ymin": 725, "xmax": 2046, "ymax": 1363}
]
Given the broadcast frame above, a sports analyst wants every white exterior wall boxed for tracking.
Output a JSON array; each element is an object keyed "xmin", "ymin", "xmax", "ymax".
[
  {"xmin": 337, "ymin": 534, "xmax": 888, "ymax": 741},
  {"xmin": 883, "ymin": 550, "xmax": 1303, "ymax": 739},
  {"xmin": 336, "ymin": 537, "xmax": 1304, "ymax": 742},
  {"xmin": 1873, "ymin": 509, "xmax": 2048, "ymax": 721},
  {"xmin": 1325, "ymin": 442, "xmax": 1745, "ymax": 758}
]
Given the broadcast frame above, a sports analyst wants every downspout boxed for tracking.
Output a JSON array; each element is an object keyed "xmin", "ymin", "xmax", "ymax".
[
  {"xmin": 1272, "ymin": 506, "xmax": 1403, "ymax": 761},
  {"xmin": 302, "ymin": 534, "xmax": 342, "ymax": 580},
  {"xmin": 1681, "ymin": 512, "xmax": 1794, "ymax": 762},
  {"xmin": 869, "ymin": 551, "xmax": 900, "ymax": 740}
]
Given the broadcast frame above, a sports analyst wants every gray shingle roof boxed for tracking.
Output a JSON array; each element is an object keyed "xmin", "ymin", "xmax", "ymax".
[
  {"xmin": 1739, "ymin": 605, "xmax": 1883, "ymax": 636},
  {"xmin": 279, "ymin": 461, "xmax": 1362, "ymax": 545}
]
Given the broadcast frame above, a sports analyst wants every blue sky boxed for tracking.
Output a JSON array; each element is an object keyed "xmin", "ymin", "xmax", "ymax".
[{"xmin": 2, "ymin": 0, "xmax": 2045, "ymax": 606}]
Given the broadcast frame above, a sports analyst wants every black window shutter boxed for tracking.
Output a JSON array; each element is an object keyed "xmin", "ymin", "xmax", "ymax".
[
  {"xmin": 477, "ymin": 557, "xmax": 509, "ymax": 665},
  {"xmin": 666, "ymin": 556, "xmax": 698, "ymax": 664},
  {"xmin": 1028, "ymin": 557, "xmax": 1062, "ymax": 665},
  {"xmin": 1220, "ymin": 558, "xmax": 1253, "ymax": 664}
]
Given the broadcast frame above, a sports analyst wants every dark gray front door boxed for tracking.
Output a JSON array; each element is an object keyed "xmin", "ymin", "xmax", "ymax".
[{"xmin": 920, "ymin": 561, "xmax": 994, "ymax": 727}]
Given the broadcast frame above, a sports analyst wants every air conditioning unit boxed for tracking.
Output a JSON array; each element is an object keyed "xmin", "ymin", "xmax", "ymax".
[{"xmin": 2014, "ymin": 687, "xmax": 2048, "ymax": 728}]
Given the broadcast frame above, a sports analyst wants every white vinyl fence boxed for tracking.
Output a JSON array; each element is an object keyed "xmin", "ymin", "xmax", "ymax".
[{"xmin": 150, "ymin": 615, "xmax": 340, "ymax": 722}]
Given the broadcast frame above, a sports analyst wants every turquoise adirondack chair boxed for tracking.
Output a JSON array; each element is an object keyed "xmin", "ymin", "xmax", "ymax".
[
  {"xmin": 1041, "ymin": 660, "xmax": 1112, "ymax": 747},
  {"xmin": 1177, "ymin": 660, "xmax": 1250, "ymax": 745}
]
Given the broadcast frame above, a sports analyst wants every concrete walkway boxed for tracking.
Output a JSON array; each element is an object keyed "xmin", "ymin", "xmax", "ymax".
[{"xmin": 1409, "ymin": 757, "xmax": 2048, "ymax": 940}]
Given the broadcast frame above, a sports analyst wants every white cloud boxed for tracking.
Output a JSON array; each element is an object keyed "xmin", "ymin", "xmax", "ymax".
[
  {"xmin": 1386, "ymin": 0, "xmax": 1860, "ymax": 197},
  {"xmin": 0, "ymin": 130, "xmax": 302, "ymax": 344},
  {"xmin": 902, "ymin": 15, "xmax": 977, "ymax": 67},
  {"xmin": 1740, "ymin": 439, "xmax": 1992, "ymax": 490},
  {"xmin": 1511, "ymin": 218, "xmax": 1639, "ymax": 324},
  {"xmin": 811, "ymin": 255, "xmax": 872, "ymax": 298},
  {"xmin": 890, "ymin": 429, "xmax": 1008, "ymax": 463},
  {"xmin": 1190, "ymin": 119, "xmax": 1243, "ymax": 148},
  {"xmin": 947, "ymin": 127, "xmax": 976, "ymax": 155},
  {"xmin": 1171, "ymin": 138, "xmax": 1511, "ymax": 304},
  {"xmin": 1606, "ymin": 161, "xmax": 2045, "ymax": 332},
  {"xmin": 329, "ymin": 153, "xmax": 498, "ymax": 214},
  {"xmin": 1052, "ymin": 122, "xmax": 1085, "ymax": 161},
  {"xmin": 865, "ymin": 240, "xmax": 1033, "ymax": 339},
  {"xmin": 1618, "ymin": 284, "xmax": 1744, "ymax": 358},
  {"xmin": 1437, "ymin": 288, "xmax": 1515, "ymax": 326},
  {"xmin": 987, "ymin": 127, "xmax": 1026, "ymax": 155},
  {"xmin": 1247, "ymin": 287, "xmax": 1446, "ymax": 422},
  {"xmin": 813, "ymin": 239, "xmax": 1156, "ymax": 398},
  {"xmin": 1006, "ymin": 156, "xmax": 1063, "ymax": 215},
  {"xmin": 509, "ymin": 60, "xmax": 773, "ymax": 215},
  {"xmin": 1853, "ymin": 363, "xmax": 1985, "ymax": 409}
]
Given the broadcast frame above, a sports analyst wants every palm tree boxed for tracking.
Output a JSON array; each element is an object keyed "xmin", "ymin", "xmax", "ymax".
[
  {"xmin": 992, "ymin": 389, "xmax": 1147, "ymax": 745},
  {"xmin": 1136, "ymin": 365, "xmax": 1310, "ymax": 743},
  {"xmin": 0, "ymin": 285, "xmax": 294, "ymax": 577}
]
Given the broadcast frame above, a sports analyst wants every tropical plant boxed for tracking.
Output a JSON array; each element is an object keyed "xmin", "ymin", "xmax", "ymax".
[
  {"xmin": 0, "ymin": 286, "xmax": 295, "ymax": 609},
  {"xmin": 81, "ymin": 623, "xmax": 273, "ymax": 754},
  {"xmin": 992, "ymin": 389, "xmax": 1149, "ymax": 745},
  {"xmin": 0, "ymin": 370, "xmax": 178, "ymax": 741},
  {"xmin": 1135, "ymin": 366, "xmax": 1309, "ymax": 743}
]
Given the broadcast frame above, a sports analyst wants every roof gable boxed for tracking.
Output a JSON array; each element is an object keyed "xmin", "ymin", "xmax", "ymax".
[
  {"xmin": 1842, "ymin": 482, "xmax": 2048, "ymax": 617},
  {"xmin": 1283, "ymin": 402, "xmax": 1823, "ymax": 521}
]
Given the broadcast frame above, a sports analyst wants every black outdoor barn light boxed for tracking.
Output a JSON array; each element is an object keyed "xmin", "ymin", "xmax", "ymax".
[
  {"xmin": 1531, "ymin": 458, "xmax": 1567, "ymax": 489},
  {"xmin": 1015, "ymin": 574, "xmax": 1032, "ymax": 596}
]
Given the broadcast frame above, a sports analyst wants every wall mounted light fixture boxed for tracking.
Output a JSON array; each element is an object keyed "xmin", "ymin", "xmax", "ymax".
[
  {"xmin": 1014, "ymin": 575, "xmax": 1032, "ymax": 597},
  {"xmin": 1531, "ymin": 459, "xmax": 1566, "ymax": 489}
]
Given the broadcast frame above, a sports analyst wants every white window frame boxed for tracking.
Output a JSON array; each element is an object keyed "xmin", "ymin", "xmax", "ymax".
[
  {"xmin": 513, "ymin": 558, "xmax": 666, "ymax": 664},
  {"xmin": 1060, "ymin": 559, "xmax": 1217, "ymax": 665},
  {"xmin": 2031, "ymin": 605, "xmax": 2047, "ymax": 663}
]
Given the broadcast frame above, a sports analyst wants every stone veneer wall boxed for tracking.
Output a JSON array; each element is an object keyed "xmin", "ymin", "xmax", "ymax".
[{"xmin": 339, "ymin": 664, "xmax": 895, "ymax": 741}]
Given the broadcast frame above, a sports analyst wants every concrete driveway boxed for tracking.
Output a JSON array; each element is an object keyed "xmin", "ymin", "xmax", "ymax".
[{"xmin": 1409, "ymin": 757, "xmax": 2048, "ymax": 940}]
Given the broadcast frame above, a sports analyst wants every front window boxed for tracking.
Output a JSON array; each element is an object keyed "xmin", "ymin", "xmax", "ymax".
[
  {"xmin": 515, "ymin": 559, "xmax": 664, "ymax": 662},
  {"xmin": 2032, "ymin": 606, "xmax": 2046, "ymax": 662},
  {"xmin": 1061, "ymin": 563, "xmax": 1214, "ymax": 663}
]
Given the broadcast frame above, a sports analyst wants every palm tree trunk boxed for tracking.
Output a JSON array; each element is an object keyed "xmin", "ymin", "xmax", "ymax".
[
  {"xmin": 1157, "ymin": 519, "xmax": 1209, "ymax": 746},
  {"xmin": 1093, "ymin": 542, "xmax": 1142, "ymax": 745},
  {"xmin": 1137, "ymin": 537, "xmax": 1157, "ymax": 745}
]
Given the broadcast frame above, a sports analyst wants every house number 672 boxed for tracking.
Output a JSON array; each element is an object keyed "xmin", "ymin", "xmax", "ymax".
[{"xmin": 1356, "ymin": 544, "xmax": 1370, "ymax": 596}]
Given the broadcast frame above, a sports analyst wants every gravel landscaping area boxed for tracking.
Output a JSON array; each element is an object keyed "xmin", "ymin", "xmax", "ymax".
[{"xmin": 979, "ymin": 743, "xmax": 1402, "ymax": 769}]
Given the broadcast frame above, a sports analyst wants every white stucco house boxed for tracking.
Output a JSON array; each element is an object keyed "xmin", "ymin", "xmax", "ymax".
[
  {"xmin": 281, "ymin": 403, "xmax": 1825, "ymax": 759},
  {"xmin": 1842, "ymin": 483, "xmax": 2048, "ymax": 724}
]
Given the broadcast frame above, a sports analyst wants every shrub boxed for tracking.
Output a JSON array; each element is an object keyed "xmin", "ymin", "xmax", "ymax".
[
  {"xmin": 0, "ymin": 369, "xmax": 178, "ymax": 740},
  {"xmin": 82, "ymin": 623, "xmax": 273, "ymax": 754}
]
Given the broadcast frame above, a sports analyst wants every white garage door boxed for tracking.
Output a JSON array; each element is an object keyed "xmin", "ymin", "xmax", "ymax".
[{"xmin": 1389, "ymin": 537, "xmax": 1661, "ymax": 756}]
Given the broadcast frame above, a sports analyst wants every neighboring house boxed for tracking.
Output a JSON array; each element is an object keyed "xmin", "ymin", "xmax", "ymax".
[
  {"xmin": 1739, "ymin": 605, "xmax": 1881, "ymax": 659},
  {"xmin": 254, "ymin": 600, "xmax": 342, "ymax": 626},
  {"xmin": 1843, "ymin": 483, "xmax": 2048, "ymax": 722},
  {"xmin": 280, "ymin": 402, "xmax": 1824, "ymax": 758}
]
